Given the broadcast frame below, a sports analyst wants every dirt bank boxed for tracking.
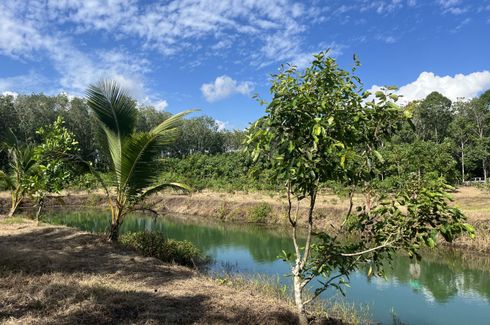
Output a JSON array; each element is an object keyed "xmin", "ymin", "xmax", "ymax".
[
  {"xmin": 1, "ymin": 186, "xmax": 489, "ymax": 253},
  {"xmin": 0, "ymin": 219, "xmax": 300, "ymax": 325}
]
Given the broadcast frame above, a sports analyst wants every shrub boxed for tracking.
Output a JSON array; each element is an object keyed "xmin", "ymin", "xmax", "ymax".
[
  {"xmin": 248, "ymin": 202, "xmax": 272, "ymax": 223},
  {"xmin": 119, "ymin": 231, "xmax": 207, "ymax": 267}
]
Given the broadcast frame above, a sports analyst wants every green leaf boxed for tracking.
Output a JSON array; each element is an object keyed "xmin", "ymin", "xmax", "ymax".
[{"xmin": 313, "ymin": 124, "xmax": 322, "ymax": 136}]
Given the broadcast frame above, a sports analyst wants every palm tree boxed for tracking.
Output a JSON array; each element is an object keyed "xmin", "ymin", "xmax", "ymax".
[
  {"xmin": 86, "ymin": 81, "xmax": 193, "ymax": 241},
  {"xmin": 0, "ymin": 141, "xmax": 36, "ymax": 217}
]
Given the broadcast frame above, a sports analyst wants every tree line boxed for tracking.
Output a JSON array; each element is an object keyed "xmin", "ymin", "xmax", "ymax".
[
  {"xmin": 0, "ymin": 51, "xmax": 477, "ymax": 322},
  {"xmin": 0, "ymin": 93, "xmax": 245, "ymax": 171}
]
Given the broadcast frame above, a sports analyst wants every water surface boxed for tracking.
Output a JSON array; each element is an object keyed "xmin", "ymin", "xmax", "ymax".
[{"xmin": 44, "ymin": 209, "xmax": 490, "ymax": 325}]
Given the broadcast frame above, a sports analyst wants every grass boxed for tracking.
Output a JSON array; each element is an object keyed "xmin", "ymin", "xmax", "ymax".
[
  {"xmin": 247, "ymin": 202, "xmax": 272, "ymax": 223},
  {"xmin": 0, "ymin": 216, "xmax": 29, "ymax": 224},
  {"xmin": 0, "ymin": 219, "xmax": 300, "ymax": 324},
  {"xmin": 119, "ymin": 231, "xmax": 209, "ymax": 267},
  {"xmin": 211, "ymin": 272, "xmax": 371, "ymax": 325}
]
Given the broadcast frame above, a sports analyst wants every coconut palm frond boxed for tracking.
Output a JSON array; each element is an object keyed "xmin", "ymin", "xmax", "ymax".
[
  {"xmin": 86, "ymin": 80, "xmax": 137, "ymax": 139},
  {"xmin": 138, "ymin": 182, "xmax": 192, "ymax": 202},
  {"xmin": 118, "ymin": 110, "xmax": 195, "ymax": 197}
]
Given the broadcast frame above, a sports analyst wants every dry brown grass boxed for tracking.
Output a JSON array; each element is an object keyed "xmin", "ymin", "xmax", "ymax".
[
  {"xmin": 0, "ymin": 220, "xmax": 300, "ymax": 324},
  {"xmin": 1, "ymin": 185, "xmax": 489, "ymax": 254}
]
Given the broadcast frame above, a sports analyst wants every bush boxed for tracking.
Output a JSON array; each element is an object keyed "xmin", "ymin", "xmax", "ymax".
[
  {"xmin": 119, "ymin": 231, "xmax": 207, "ymax": 267},
  {"xmin": 248, "ymin": 202, "xmax": 272, "ymax": 223}
]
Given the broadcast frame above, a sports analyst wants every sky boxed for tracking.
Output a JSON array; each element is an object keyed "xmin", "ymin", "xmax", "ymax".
[{"xmin": 0, "ymin": 0, "xmax": 489, "ymax": 130}]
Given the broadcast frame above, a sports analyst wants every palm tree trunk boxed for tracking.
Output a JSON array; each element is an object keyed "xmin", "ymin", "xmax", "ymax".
[
  {"xmin": 108, "ymin": 203, "xmax": 123, "ymax": 242},
  {"xmin": 8, "ymin": 192, "xmax": 22, "ymax": 217}
]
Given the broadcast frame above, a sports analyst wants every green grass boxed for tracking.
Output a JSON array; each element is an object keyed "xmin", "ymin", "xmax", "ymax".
[
  {"xmin": 119, "ymin": 231, "xmax": 209, "ymax": 267},
  {"xmin": 0, "ymin": 216, "xmax": 29, "ymax": 225},
  {"xmin": 212, "ymin": 272, "xmax": 371, "ymax": 325}
]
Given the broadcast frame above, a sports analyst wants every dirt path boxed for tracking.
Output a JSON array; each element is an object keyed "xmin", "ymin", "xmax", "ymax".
[{"xmin": 0, "ymin": 220, "xmax": 298, "ymax": 325}]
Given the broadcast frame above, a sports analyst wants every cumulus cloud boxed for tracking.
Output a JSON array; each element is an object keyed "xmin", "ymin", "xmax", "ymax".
[
  {"xmin": 0, "ymin": 2, "xmax": 151, "ymax": 99},
  {"xmin": 215, "ymin": 120, "xmax": 228, "ymax": 131},
  {"xmin": 148, "ymin": 99, "xmax": 169, "ymax": 111},
  {"xmin": 369, "ymin": 71, "xmax": 490, "ymax": 104},
  {"xmin": 201, "ymin": 75, "xmax": 253, "ymax": 102}
]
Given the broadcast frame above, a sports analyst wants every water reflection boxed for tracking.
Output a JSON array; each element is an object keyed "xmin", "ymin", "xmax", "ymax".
[{"xmin": 43, "ymin": 209, "xmax": 490, "ymax": 325}]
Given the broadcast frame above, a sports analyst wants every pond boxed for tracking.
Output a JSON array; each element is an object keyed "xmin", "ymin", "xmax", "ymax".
[{"xmin": 43, "ymin": 209, "xmax": 490, "ymax": 325}]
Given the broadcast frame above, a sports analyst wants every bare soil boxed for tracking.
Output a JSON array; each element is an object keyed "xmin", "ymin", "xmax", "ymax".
[{"xmin": 0, "ymin": 220, "xmax": 300, "ymax": 324}]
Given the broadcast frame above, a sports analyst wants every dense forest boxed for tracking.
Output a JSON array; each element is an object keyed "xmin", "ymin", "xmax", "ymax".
[{"xmin": 1, "ymin": 89, "xmax": 490, "ymax": 192}]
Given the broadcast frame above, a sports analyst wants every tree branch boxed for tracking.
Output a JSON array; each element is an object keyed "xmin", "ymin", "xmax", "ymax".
[
  {"xmin": 300, "ymin": 190, "xmax": 317, "ymax": 270},
  {"xmin": 340, "ymin": 234, "xmax": 395, "ymax": 257}
]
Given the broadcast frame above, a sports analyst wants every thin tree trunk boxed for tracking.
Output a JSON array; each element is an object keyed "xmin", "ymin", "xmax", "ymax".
[
  {"xmin": 484, "ymin": 159, "xmax": 487, "ymax": 182},
  {"xmin": 108, "ymin": 202, "xmax": 123, "ymax": 242},
  {"xmin": 461, "ymin": 142, "xmax": 465, "ymax": 183},
  {"xmin": 293, "ymin": 273, "xmax": 308, "ymax": 325},
  {"xmin": 35, "ymin": 197, "xmax": 44, "ymax": 224},
  {"xmin": 8, "ymin": 193, "xmax": 21, "ymax": 217},
  {"xmin": 288, "ymin": 189, "xmax": 316, "ymax": 325}
]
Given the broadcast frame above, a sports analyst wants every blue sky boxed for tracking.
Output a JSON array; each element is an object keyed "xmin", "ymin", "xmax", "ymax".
[{"xmin": 1, "ymin": 0, "xmax": 489, "ymax": 130}]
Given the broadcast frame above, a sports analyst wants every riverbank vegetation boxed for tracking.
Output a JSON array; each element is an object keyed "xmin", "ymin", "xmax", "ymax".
[
  {"xmin": 0, "ymin": 220, "xmax": 301, "ymax": 324},
  {"xmin": 1, "ymin": 50, "xmax": 489, "ymax": 324}
]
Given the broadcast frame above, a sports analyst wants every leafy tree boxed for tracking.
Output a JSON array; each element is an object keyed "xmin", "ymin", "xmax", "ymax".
[
  {"xmin": 0, "ymin": 95, "xmax": 20, "ymax": 170},
  {"xmin": 449, "ymin": 100, "xmax": 477, "ymax": 182},
  {"xmin": 0, "ymin": 135, "xmax": 36, "ymax": 217},
  {"xmin": 466, "ymin": 97, "xmax": 490, "ymax": 180},
  {"xmin": 413, "ymin": 92, "xmax": 453, "ymax": 143},
  {"xmin": 379, "ymin": 140, "xmax": 457, "ymax": 186},
  {"xmin": 136, "ymin": 105, "xmax": 172, "ymax": 132},
  {"xmin": 30, "ymin": 116, "xmax": 80, "ymax": 219},
  {"xmin": 247, "ymin": 51, "xmax": 474, "ymax": 324},
  {"xmin": 168, "ymin": 116, "xmax": 226, "ymax": 157},
  {"xmin": 86, "ymin": 81, "xmax": 192, "ymax": 241}
]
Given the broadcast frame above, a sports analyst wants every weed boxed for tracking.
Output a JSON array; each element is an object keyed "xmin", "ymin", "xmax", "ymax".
[
  {"xmin": 120, "ymin": 231, "xmax": 209, "ymax": 267},
  {"xmin": 248, "ymin": 202, "xmax": 272, "ymax": 223}
]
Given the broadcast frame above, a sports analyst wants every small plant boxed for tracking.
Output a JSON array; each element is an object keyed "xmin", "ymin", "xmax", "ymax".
[
  {"xmin": 120, "ymin": 231, "xmax": 207, "ymax": 267},
  {"xmin": 248, "ymin": 202, "xmax": 272, "ymax": 223}
]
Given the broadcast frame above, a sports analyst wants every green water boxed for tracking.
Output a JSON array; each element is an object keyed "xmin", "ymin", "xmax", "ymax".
[{"xmin": 44, "ymin": 209, "xmax": 490, "ymax": 325}]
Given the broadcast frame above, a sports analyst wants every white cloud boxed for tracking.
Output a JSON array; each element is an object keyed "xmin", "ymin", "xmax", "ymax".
[
  {"xmin": 201, "ymin": 75, "xmax": 254, "ymax": 102},
  {"xmin": 152, "ymin": 99, "xmax": 169, "ymax": 111},
  {"xmin": 215, "ymin": 120, "xmax": 228, "ymax": 131},
  {"xmin": 0, "ymin": 2, "xmax": 151, "ymax": 100},
  {"xmin": 1, "ymin": 91, "xmax": 18, "ymax": 98},
  {"xmin": 0, "ymin": 71, "xmax": 47, "ymax": 93},
  {"xmin": 369, "ymin": 71, "xmax": 490, "ymax": 104},
  {"xmin": 437, "ymin": 0, "xmax": 468, "ymax": 15}
]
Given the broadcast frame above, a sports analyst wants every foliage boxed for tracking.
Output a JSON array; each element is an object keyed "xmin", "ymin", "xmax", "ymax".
[
  {"xmin": 86, "ymin": 80, "xmax": 192, "ymax": 241},
  {"xmin": 246, "ymin": 50, "xmax": 474, "ymax": 323},
  {"xmin": 0, "ymin": 136, "xmax": 36, "ymax": 216},
  {"xmin": 28, "ymin": 116, "xmax": 80, "ymax": 219},
  {"xmin": 158, "ymin": 151, "xmax": 278, "ymax": 192},
  {"xmin": 308, "ymin": 179, "xmax": 474, "ymax": 297},
  {"xmin": 248, "ymin": 203, "xmax": 272, "ymax": 223},
  {"xmin": 412, "ymin": 91, "xmax": 453, "ymax": 143},
  {"xmin": 119, "ymin": 231, "xmax": 206, "ymax": 267}
]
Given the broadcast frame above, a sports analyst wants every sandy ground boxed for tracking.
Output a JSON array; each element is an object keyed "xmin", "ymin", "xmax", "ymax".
[{"xmin": 0, "ymin": 220, "xmax": 300, "ymax": 325}]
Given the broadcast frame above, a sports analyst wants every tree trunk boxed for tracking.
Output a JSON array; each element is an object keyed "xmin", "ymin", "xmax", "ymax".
[
  {"xmin": 108, "ymin": 203, "xmax": 123, "ymax": 242},
  {"xmin": 484, "ymin": 159, "xmax": 487, "ymax": 182},
  {"xmin": 8, "ymin": 191, "xmax": 22, "ymax": 217},
  {"xmin": 461, "ymin": 142, "xmax": 465, "ymax": 183},
  {"xmin": 293, "ymin": 273, "xmax": 308, "ymax": 325},
  {"xmin": 35, "ymin": 198, "xmax": 44, "ymax": 225},
  {"xmin": 108, "ymin": 221, "xmax": 120, "ymax": 242}
]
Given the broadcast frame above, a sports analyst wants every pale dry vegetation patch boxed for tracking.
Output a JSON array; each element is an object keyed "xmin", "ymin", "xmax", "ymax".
[{"xmin": 0, "ymin": 220, "xmax": 298, "ymax": 324}]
